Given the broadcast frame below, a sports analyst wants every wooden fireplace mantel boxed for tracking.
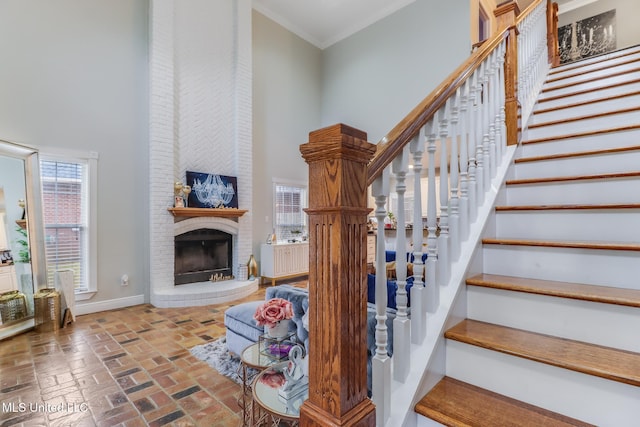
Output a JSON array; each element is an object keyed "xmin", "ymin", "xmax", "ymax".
[{"xmin": 167, "ymin": 207, "xmax": 248, "ymax": 218}]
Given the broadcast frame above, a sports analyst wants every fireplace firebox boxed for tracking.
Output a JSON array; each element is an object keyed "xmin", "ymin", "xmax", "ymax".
[{"xmin": 174, "ymin": 229, "xmax": 232, "ymax": 285}]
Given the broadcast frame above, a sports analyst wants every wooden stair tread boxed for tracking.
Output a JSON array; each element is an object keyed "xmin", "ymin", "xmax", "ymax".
[
  {"xmin": 466, "ymin": 273, "xmax": 640, "ymax": 308},
  {"xmin": 505, "ymin": 171, "xmax": 640, "ymax": 185},
  {"xmin": 541, "ymin": 67, "xmax": 640, "ymax": 93},
  {"xmin": 495, "ymin": 203, "xmax": 640, "ymax": 211},
  {"xmin": 526, "ymin": 106, "xmax": 640, "ymax": 130},
  {"xmin": 537, "ymin": 77, "xmax": 640, "ymax": 105},
  {"xmin": 533, "ymin": 90, "xmax": 640, "ymax": 116},
  {"xmin": 521, "ymin": 124, "xmax": 640, "ymax": 145},
  {"xmin": 546, "ymin": 56, "xmax": 640, "ymax": 84},
  {"xmin": 514, "ymin": 145, "xmax": 640, "ymax": 164},
  {"xmin": 549, "ymin": 46, "xmax": 640, "ymax": 76},
  {"xmin": 482, "ymin": 237, "xmax": 640, "ymax": 252},
  {"xmin": 415, "ymin": 377, "xmax": 594, "ymax": 427},
  {"xmin": 445, "ymin": 320, "xmax": 640, "ymax": 387}
]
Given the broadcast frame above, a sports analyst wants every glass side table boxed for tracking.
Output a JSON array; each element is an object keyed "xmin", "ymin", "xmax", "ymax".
[
  {"xmin": 238, "ymin": 332, "xmax": 297, "ymax": 426},
  {"xmin": 252, "ymin": 362, "xmax": 308, "ymax": 426}
]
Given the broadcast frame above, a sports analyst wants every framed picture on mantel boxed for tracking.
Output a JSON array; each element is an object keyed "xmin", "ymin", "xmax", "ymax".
[{"xmin": 186, "ymin": 171, "xmax": 239, "ymax": 209}]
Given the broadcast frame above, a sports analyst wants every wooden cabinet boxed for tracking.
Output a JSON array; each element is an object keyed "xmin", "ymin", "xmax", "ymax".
[
  {"xmin": 0, "ymin": 265, "xmax": 17, "ymax": 293},
  {"xmin": 260, "ymin": 243, "xmax": 309, "ymax": 286}
]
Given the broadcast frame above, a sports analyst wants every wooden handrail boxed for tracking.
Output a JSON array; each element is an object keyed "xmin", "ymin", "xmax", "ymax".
[
  {"xmin": 367, "ymin": 28, "xmax": 509, "ymax": 186},
  {"xmin": 516, "ymin": 0, "xmax": 545, "ymax": 26}
]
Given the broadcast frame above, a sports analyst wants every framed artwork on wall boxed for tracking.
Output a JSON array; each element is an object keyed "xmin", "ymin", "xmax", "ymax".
[
  {"xmin": 559, "ymin": 9, "xmax": 616, "ymax": 64},
  {"xmin": 186, "ymin": 171, "xmax": 238, "ymax": 209}
]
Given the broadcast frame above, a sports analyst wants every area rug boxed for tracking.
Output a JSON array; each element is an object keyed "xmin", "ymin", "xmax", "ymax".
[{"xmin": 190, "ymin": 337, "xmax": 255, "ymax": 385}]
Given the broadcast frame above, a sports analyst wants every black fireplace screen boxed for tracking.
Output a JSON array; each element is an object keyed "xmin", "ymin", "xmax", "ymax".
[{"xmin": 174, "ymin": 229, "xmax": 232, "ymax": 285}]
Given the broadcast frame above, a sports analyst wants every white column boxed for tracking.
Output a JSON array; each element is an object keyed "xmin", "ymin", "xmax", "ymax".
[{"xmin": 425, "ymin": 118, "xmax": 439, "ymax": 313}]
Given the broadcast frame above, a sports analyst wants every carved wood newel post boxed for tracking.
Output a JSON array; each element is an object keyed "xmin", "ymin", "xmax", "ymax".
[
  {"xmin": 299, "ymin": 124, "xmax": 377, "ymax": 427},
  {"xmin": 495, "ymin": 1, "xmax": 520, "ymax": 146}
]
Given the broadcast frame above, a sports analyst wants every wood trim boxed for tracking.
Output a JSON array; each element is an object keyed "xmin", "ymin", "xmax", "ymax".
[
  {"xmin": 546, "ymin": 56, "xmax": 640, "ymax": 84},
  {"xmin": 527, "ymin": 106, "xmax": 640, "ymax": 130},
  {"xmin": 415, "ymin": 377, "xmax": 595, "ymax": 427},
  {"xmin": 496, "ymin": 203, "xmax": 640, "ymax": 211},
  {"xmin": 537, "ymin": 78, "xmax": 640, "ymax": 104},
  {"xmin": 522, "ymin": 123, "xmax": 640, "ymax": 145},
  {"xmin": 515, "ymin": 145, "xmax": 640, "ymax": 163},
  {"xmin": 533, "ymin": 90, "xmax": 640, "ymax": 115},
  {"xmin": 445, "ymin": 319, "xmax": 640, "ymax": 387},
  {"xmin": 482, "ymin": 237, "xmax": 640, "ymax": 252},
  {"xmin": 467, "ymin": 273, "xmax": 640, "ymax": 308},
  {"xmin": 505, "ymin": 171, "xmax": 640, "ymax": 185},
  {"xmin": 15, "ymin": 219, "xmax": 27, "ymax": 230},
  {"xmin": 541, "ymin": 67, "xmax": 640, "ymax": 93},
  {"xmin": 167, "ymin": 207, "xmax": 247, "ymax": 218},
  {"xmin": 366, "ymin": 28, "xmax": 510, "ymax": 185},
  {"xmin": 549, "ymin": 45, "xmax": 640, "ymax": 75}
]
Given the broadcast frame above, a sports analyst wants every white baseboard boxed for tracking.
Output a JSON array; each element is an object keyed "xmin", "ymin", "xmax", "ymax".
[{"xmin": 74, "ymin": 294, "xmax": 145, "ymax": 316}]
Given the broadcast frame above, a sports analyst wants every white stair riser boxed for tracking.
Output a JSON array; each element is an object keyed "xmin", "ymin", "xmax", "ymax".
[
  {"xmin": 483, "ymin": 244, "xmax": 640, "ymax": 289},
  {"xmin": 521, "ymin": 128, "xmax": 640, "ymax": 156},
  {"xmin": 550, "ymin": 47, "xmax": 640, "ymax": 78},
  {"xmin": 416, "ymin": 416, "xmax": 445, "ymax": 427},
  {"xmin": 544, "ymin": 59, "xmax": 640, "ymax": 90},
  {"xmin": 524, "ymin": 110, "xmax": 640, "ymax": 141},
  {"xmin": 495, "ymin": 210, "xmax": 640, "ymax": 242},
  {"xmin": 538, "ymin": 70, "xmax": 640, "ymax": 99},
  {"xmin": 529, "ymin": 93, "xmax": 640, "ymax": 125},
  {"xmin": 533, "ymin": 81, "xmax": 640, "ymax": 111},
  {"xmin": 513, "ymin": 150, "xmax": 640, "ymax": 179},
  {"xmin": 505, "ymin": 179, "xmax": 640, "ymax": 205},
  {"xmin": 446, "ymin": 340, "xmax": 640, "ymax": 427},
  {"xmin": 467, "ymin": 286, "xmax": 640, "ymax": 352}
]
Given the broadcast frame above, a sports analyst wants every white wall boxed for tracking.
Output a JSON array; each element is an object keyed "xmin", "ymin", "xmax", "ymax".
[
  {"xmin": 252, "ymin": 11, "xmax": 322, "ymax": 257},
  {"xmin": 558, "ymin": 0, "xmax": 640, "ymax": 50},
  {"xmin": 0, "ymin": 0, "xmax": 149, "ymax": 305},
  {"xmin": 321, "ymin": 0, "xmax": 471, "ymax": 144}
]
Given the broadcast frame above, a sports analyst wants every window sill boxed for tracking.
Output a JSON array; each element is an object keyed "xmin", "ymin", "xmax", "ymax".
[{"xmin": 75, "ymin": 290, "xmax": 97, "ymax": 301}]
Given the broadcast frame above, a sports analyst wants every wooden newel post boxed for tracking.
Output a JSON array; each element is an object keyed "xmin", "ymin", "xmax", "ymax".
[
  {"xmin": 299, "ymin": 124, "xmax": 377, "ymax": 427},
  {"xmin": 547, "ymin": 0, "xmax": 560, "ymax": 67},
  {"xmin": 495, "ymin": 1, "xmax": 520, "ymax": 146}
]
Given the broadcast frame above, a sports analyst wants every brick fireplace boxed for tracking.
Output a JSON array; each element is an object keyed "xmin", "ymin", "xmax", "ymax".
[{"xmin": 148, "ymin": 0, "xmax": 257, "ymax": 307}]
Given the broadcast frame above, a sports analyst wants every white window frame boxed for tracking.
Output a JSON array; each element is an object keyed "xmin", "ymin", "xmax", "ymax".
[
  {"xmin": 40, "ymin": 148, "xmax": 98, "ymax": 301},
  {"xmin": 272, "ymin": 178, "xmax": 308, "ymax": 243}
]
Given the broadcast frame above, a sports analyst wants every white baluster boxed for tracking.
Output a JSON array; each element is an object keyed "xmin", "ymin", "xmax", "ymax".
[
  {"xmin": 437, "ymin": 101, "xmax": 450, "ymax": 286},
  {"xmin": 425, "ymin": 118, "xmax": 439, "ymax": 313},
  {"xmin": 392, "ymin": 146, "xmax": 410, "ymax": 383},
  {"xmin": 409, "ymin": 131, "xmax": 426, "ymax": 344},
  {"xmin": 482, "ymin": 57, "xmax": 491, "ymax": 194},
  {"xmin": 495, "ymin": 41, "xmax": 506, "ymax": 161},
  {"xmin": 488, "ymin": 49, "xmax": 498, "ymax": 179},
  {"xmin": 372, "ymin": 169, "xmax": 390, "ymax": 426},
  {"xmin": 475, "ymin": 62, "xmax": 485, "ymax": 206},
  {"xmin": 449, "ymin": 90, "xmax": 461, "ymax": 261},
  {"xmin": 458, "ymin": 81, "xmax": 470, "ymax": 241},
  {"xmin": 467, "ymin": 71, "xmax": 478, "ymax": 222}
]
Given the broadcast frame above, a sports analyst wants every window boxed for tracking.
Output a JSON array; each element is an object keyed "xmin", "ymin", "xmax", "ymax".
[
  {"xmin": 273, "ymin": 182, "xmax": 307, "ymax": 242},
  {"xmin": 40, "ymin": 151, "xmax": 97, "ymax": 299}
]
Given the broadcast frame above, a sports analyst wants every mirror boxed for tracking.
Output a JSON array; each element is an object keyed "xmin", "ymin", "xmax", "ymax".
[{"xmin": 0, "ymin": 139, "xmax": 47, "ymax": 340}]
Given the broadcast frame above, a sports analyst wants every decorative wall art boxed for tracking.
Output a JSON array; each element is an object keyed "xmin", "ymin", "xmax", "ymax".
[
  {"xmin": 186, "ymin": 171, "xmax": 238, "ymax": 209},
  {"xmin": 558, "ymin": 9, "xmax": 616, "ymax": 64}
]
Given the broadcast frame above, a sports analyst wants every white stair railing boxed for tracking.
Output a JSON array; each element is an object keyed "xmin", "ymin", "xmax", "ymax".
[
  {"xmin": 364, "ymin": 3, "xmax": 552, "ymax": 424},
  {"xmin": 518, "ymin": 0, "xmax": 550, "ymax": 128}
]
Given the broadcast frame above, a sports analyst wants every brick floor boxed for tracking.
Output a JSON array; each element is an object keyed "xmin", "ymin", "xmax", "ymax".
[{"xmin": 0, "ymin": 282, "xmax": 303, "ymax": 426}]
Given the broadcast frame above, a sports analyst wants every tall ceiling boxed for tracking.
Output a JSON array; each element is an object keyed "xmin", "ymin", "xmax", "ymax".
[
  {"xmin": 251, "ymin": 0, "xmax": 594, "ymax": 50},
  {"xmin": 251, "ymin": 0, "xmax": 416, "ymax": 49}
]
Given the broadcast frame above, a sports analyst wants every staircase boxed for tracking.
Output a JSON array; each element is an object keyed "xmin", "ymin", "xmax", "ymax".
[{"xmin": 416, "ymin": 46, "xmax": 640, "ymax": 426}]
